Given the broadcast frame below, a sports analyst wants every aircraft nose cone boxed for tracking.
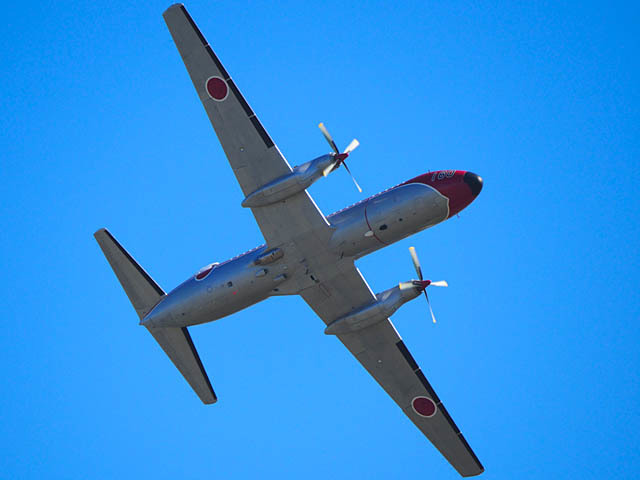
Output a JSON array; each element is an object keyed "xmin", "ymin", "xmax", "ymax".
[{"xmin": 463, "ymin": 171, "xmax": 483, "ymax": 196}]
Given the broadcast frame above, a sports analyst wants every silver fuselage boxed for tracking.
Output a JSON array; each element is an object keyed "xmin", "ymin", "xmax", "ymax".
[{"xmin": 143, "ymin": 182, "xmax": 449, "ymax": 329}]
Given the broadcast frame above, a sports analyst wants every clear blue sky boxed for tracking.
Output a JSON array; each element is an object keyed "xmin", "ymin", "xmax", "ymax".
[{"xmin": 1, "ymin": 1, "xmax": 638, "ymax": 478}]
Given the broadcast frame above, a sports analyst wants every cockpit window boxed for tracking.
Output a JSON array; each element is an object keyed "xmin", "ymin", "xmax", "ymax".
[{"xmin": 195, "ymin": 263, "xmax": 218, "ymax": 281}]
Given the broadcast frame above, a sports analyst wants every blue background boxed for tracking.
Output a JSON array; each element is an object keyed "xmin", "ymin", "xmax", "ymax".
[{"xmin": 1, "ymin": 1, "xmax": 638, "ymax": 478}]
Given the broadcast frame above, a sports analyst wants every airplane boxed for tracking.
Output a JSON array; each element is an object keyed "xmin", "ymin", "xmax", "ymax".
[{"xmin": 94, "ymin": 4, "xmax": 484, "ymax": 477}]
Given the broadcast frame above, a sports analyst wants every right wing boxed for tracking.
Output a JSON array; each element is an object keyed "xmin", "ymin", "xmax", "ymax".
[
  {"xmin": 163, "ymin": 4, "xmax": 291, "ymax": 197},
  {"xmin": 163, "ymin": 4, "xmax": 331, "ymax": 248},
  {"xmin": 301, "ymin": 263, "xmax": 484, "ymax": 477}
]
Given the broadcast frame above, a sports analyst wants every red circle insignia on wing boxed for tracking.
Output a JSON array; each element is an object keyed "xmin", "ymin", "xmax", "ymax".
[
  {"xmin": 205, "ymin": 76, "xmax": 229, "ymax": 101},
  {"xmin": 411, "ymin": 396, "xmax": 437, "ymax": 418}
]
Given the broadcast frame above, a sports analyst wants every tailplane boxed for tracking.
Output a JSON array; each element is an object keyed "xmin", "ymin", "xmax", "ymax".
[
  {"xmin": 94, "ymin": 228, "xmax": 217, "ymax": 404},
  {"xmin": 145, "ymin": 326, "xmax": 217, "ymax": 404},
  {"xmin": 94, "ymin": 228, "xmax": 164, "ymax": 319}
]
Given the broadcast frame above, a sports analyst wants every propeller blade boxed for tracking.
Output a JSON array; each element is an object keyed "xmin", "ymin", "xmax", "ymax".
[
  {"xmin": 425, "ymin": 290, "xmax": 437, "ymax": 323},
  {"xmin": 318, "ymin": 122, "xmax": 340, "ymax": 154},
  {"xmin": 342, "ymin": 161, "xmax": 363, "ymax": 193},
  {"xmin": 322, "ymin": 162, "xmax": 336, "ymax": 177},
  {"xmin": 409, "ymin": 246, "xmax": 423, "ymax": 280},
  {"xmin": 344, "ymin": 138, "xmax": 360, "ymax": 154},
  {"xmin": 430, "ymin": 280, "xmax": 448, "ymax": 287},
  {"xmin": 318, "ymin": 125, "xmax": 362, "ymax": 192}
]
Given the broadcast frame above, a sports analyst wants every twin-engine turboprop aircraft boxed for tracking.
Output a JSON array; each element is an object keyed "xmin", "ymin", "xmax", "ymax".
[{"xmin": 95, "ymin": 4, "xmax": 484, "ymax": 477}]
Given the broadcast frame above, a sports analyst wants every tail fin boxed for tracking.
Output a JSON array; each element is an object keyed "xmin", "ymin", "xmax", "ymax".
[
  {"xmin": 94, "ymin": 228, "xmax": 164, "ymax": 318},
  {"xmin": 94, "ymin": 228, "xmax": 217, "ymax": 404},
  {"xmin": 146, "ymin": 326, "xmax": 217, "ymax": 404}
]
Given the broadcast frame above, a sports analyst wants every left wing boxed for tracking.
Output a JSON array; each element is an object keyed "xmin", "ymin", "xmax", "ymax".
[
  {"xmin": 301, "ymin": 264, "xmax": 484, "ymax": 477},
  {"xmin": 163, "ymin": 5, "xmax": 329, "ymax": 246}
]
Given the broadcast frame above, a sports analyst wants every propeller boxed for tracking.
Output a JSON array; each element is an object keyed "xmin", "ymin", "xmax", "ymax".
[
  {"xmin": 318, "ymin": 122, "xmax": 362, "ymax": 192},
  {"xmin": 399, "ymin": 246, "xmax": 448, "ymax": 323}
]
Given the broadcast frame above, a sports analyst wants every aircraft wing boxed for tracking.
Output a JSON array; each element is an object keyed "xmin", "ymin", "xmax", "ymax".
[
  {"xmin": 163, "ymin": 5, "xmax": 330, "ymax": 246},
  {"xmin": 301, "ymin": 264, "xmax": 484, "ymax": 477}
]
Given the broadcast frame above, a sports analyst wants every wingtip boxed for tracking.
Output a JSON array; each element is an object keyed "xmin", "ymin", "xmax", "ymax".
[
  {"xmin": 93, "ymin": 227, "xmax": 108, "ymax": 238},
  {"xmin": 163, "ymin": 3, "xmax": 185, "ymax": 16},
  {"xmin": 461, "ymin": 467, "xmax": 485, "ymax": 477}
]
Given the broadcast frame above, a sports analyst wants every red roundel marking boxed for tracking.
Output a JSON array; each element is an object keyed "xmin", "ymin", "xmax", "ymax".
[
  {"xmin": 412, "ymin": 396, "xmax": 437, "ymax": 418},
  {"xmin": 195, "ymin": 264, "xmax": 214, "ymax": 281},
  {"xmin": 205, "ymin": 76, "xmax": 228, "ymax": 101}
]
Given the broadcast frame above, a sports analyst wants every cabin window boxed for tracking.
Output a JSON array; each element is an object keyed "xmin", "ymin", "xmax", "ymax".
[
  {"xmin": 195, "ymin": 263, "xmax": 217, "ymax": 281},
  {"xmin": 379, "ymin": 224, "xmax": 388, "ymax": 231},
  {"xmin": 227, "ymin": 281, "xmax": 233, "ymax": 287}
]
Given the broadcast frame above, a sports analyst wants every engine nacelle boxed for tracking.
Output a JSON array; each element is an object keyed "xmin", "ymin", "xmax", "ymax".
[
  {"xmin": 324, "ymin": 282, "xmax": 423, "ymax": 335},
  {"xmin": 241, "ymin": 154, "xmax": 334, "ymax": 208}
]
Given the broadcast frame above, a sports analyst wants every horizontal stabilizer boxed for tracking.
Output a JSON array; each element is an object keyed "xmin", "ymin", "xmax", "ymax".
[
  {"xmin": 94, "ymin": 228, "xmax": 164, "ymax": 319},
  {"xmin": 94, "ymin": 227, "xmax": 216, "ymax": 404},
  {"xmin": 146, "ymin": 325, "xmax": 217, "ymax": 404}
]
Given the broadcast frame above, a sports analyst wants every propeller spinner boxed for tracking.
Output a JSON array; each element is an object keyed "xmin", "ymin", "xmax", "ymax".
[
  {"xmin": 399, "ymin": 246, "xmax": 448, "ymax": 323},
  {"xmin": 318, "ymin": 122, "xmax": 362, "ymax": 192}
]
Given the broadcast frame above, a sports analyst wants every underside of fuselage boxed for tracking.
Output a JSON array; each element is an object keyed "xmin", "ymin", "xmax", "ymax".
[{"xmin": 142, "ymin": 170, "xmax": 483, "ymax": 329}]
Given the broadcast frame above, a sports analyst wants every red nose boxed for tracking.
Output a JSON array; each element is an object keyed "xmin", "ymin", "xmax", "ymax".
[
  {"xmin": 403, "ymin": 170, "xmax": 483, "ymax": 218},
  {"xmin": 463, "ymin": 171, "xmax": 483, "ymax": 196},
  {"xmin": 437, "ymin": 171, "xmax": 482, "ymax": 217}
]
